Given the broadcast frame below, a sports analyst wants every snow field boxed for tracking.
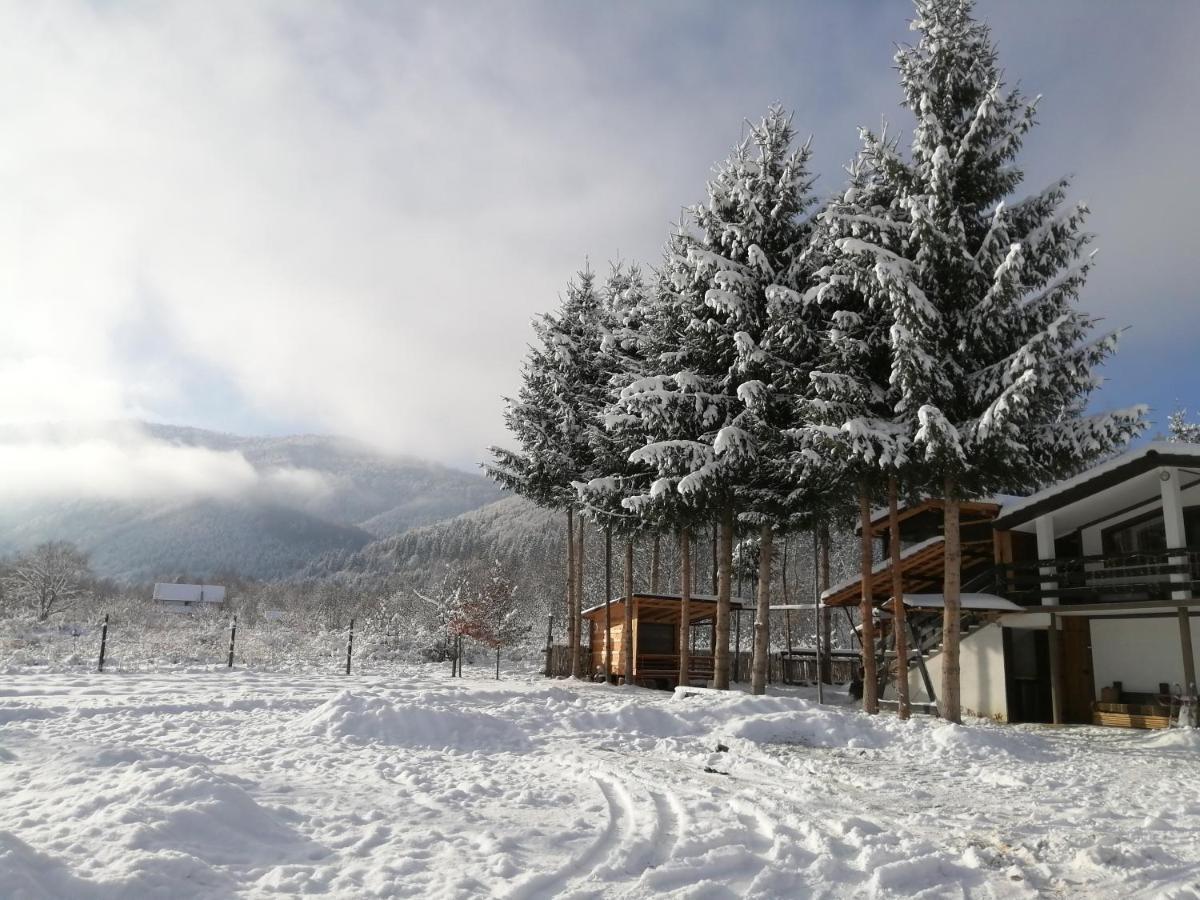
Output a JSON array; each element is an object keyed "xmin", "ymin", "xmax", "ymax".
[{"xmin": 1, "ymin": 667, "xmax": 1199, "ymax": 898}]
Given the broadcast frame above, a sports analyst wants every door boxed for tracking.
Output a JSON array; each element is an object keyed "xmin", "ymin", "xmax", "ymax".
[
  {"xmin": 1004, "ymin": 627, "xmax": 1052, "ymax": 723},
  {"xmin": 1060, "ymin": 617, "xmax": 1094, "ymax": 724}
]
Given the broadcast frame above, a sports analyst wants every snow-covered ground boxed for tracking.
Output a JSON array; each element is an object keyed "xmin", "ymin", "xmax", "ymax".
[{"xmin": 2, "ymin": 667, "xmax": 1199, "ymax": 899}]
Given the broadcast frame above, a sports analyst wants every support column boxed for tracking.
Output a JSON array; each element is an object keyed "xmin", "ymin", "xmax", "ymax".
[
  {"xmin": 1162, "ymin": 467, "xmax": 1197, "ymax": 723},
  {"xmin": 1047, "ymin": 612, "xmax": 1064, "ymax": 725},
  {"xmin": 1035, "ymin": 514, "xmax": 1058, "ymax": 606},
  {"xmin": 1177, "ymin": 608, "xmax": 1197, "ymax": 726}
]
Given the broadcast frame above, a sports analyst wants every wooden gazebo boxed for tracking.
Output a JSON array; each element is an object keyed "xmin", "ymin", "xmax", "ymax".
[{"xmin": 582, "ymin": 592, "xmax": 747, "ymax": 689}]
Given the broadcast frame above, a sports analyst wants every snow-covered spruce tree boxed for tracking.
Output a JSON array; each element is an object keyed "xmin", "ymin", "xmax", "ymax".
[
  {"xmin": 618, "ymin": 107, "xmax": 817, "ymax": 692},
  {"xmin": 486, "ymin": 266, "xmax": 610, "ymax": 679},
  {"xmin": 830, "ymin": 0, "xmax": 1145, "ymax": 722},
  {"xmin": 577, "ymin": 262, "xmax": 658, "ymax": 683},
  {"xmin": 1168, "ymin": 410, "xmax": 1200, "ymax": 443},
  {"xmin": 796, "ymin": 144, "xmax": 920, "ymax": 716}
]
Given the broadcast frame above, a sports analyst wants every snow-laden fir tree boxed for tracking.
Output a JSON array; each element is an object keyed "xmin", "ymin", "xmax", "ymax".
[
  {"xmin": 1168, "ymin": 410, "xmax": 1200, "ymax": 443},
  {"xmin": 826, "ymin": 0, "xmax": 1145, "ymax": 721},
  {"xmin": 486, "ymin": 266, "xmax": 610, "ymax": 679},
  {"xmin": 576, "ymin": 261, "xmax": 661, "ymax": 682},
  {"xmin": 615, "ymin": 106, "xmax": 818, "ymax": 691},
  {"xmin": 793, "ymin": 146, "xmax": 913, "ymax": 715}
]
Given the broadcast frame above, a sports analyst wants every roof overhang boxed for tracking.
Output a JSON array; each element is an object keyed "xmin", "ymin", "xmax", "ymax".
[{"xmin": 993, "ymin": 443, "xmax": 1200, "ymax": 533}]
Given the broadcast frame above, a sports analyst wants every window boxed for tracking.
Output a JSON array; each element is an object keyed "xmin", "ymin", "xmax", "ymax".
[
  {"xmin": 638, "ymin": 623, "xmax": 676, "ymax": 654},
  {"xmin": 1101, "ymin": 506, "xmax": 1200, "ymax": 555}
]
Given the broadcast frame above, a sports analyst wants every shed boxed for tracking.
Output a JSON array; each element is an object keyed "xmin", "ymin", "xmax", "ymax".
[{"xmin": 152, "ymin": 583, "xmax": 226, "ymax": 613}]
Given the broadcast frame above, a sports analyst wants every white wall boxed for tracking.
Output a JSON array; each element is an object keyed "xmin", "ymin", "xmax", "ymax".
[
  {"xmin": 891, "ymin": 622, "xmax": 1009, "ymax": 721},
  {"xmin": 1090, "ymin": 616, "xmax": 1200, "ymax": 695}
]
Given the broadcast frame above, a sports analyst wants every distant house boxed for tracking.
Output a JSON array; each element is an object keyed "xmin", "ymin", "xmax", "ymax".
[{"xmin": 153, "ymin": 583, "xmax": 226, "ymax": 613}]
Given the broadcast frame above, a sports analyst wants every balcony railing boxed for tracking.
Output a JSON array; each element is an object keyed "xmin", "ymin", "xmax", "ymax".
[{"xmin": 995, "ymin": 549, "xmax": 1200, "ymax": 606}]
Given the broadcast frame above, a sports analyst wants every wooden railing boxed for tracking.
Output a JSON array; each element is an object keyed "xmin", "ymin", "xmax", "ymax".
[
  {"xmin": 995, "ymin": 549, "xmax": 1200, "ymax": 606},
  {"xmin": 636, "ymin": 654, "xmax": 715, "ymax": 678}
]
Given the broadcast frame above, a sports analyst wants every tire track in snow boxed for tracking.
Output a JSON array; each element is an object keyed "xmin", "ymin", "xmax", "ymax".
[{"xmin": 503, "ymin": 775, "xmax": 628, "ymax": 900}]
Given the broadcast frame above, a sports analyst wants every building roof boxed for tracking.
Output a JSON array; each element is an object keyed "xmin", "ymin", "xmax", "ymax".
[
  {"xmin": 581, "ymin": 592, "xmax": 749, "ymax": 617},
  {"xmin": 152, "ymin": 583, "xmax": 226, "ymax": 604},
  {"xmin": 993, "ymin": 442, "xmax": 1200, "ymax": 531}
]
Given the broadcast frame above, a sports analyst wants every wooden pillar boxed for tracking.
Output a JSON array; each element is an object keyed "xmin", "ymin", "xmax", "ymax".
[
  {"xmin": 1047, "ymin": 612, "xmax": 1064, "ymax": 725},
  {"xmin": 859, "ymin": 483, "xmax": 879, "ymax": 714},
  {"xmin": 573, "ymin": 516, "xmax": 586, "ymax": 679},
  {"xmin": 751, "ymin": 524, "xmax": 772, "ymax": 696},
  {"xmin": 566, "ymin": 508, "xmax": 576, "ymax": 678},
  {"xmin": 713, "ymin": 508, "xmax": 733, "ymax": 690},
  {"xmin": 678, "ymin": 528, "xmax": 691, "ymax": 688},
  {"xmin": 604, "ymin": 528, "xmax": 613, "ymax": 681},
  {"xmin": 650, "ymin": 533, "xmax": 661, "ymax": 594},
  {"xmin": 889, "ymin": 477, "xmax": 908, "ymax": 719},
  {"xmin": 623, "ymin": 540, "xmax": 635, "ymax": 685}
]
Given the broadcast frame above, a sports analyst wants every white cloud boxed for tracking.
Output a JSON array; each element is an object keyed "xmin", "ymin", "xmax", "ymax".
[{"xmin": 0, "ymin": 422, "xmax": 330, "ymax": 505}]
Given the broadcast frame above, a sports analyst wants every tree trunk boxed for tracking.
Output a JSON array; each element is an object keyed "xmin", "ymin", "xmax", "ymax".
[
  {"xmin": 623, "ymin": 539, "xmax": 635, "ymax": 685},
  {"xmin": 859, "ymin": 483, "xmax": 879, "ymax": 714},
  {"xmin": 678, "ymin": 528, "xmax": 691, "ymax": 688},
  {"xmin": 889, "ymin": 476, "xmax": 911, "ymax": 720},
  {"xmin": 650, "ymin": 534, "xmax": 661, "ymax": 594},
  {"xmin": 711, "ymin": 524, "xmax": 718, "ymax": 594},
  {"xmin": 604, "ymin": 527, "xmax": 613, "ymax": 681},
  {"xmin": 751, "ymin": 524, "xmax": 773, "ymax": 695},
  {"xmin": 820, "ymin": 522, "xmax": 832, "ymax": 683},
  {"xmin": 573, "ymin": 515, "xmax": 586, "ymax": 679},
  {"xmin": 566, "ymin": 508, "xmax": 576, "ymax": 679},
  {"xmin": 713, "ymin": 507, "xmax": 734, "ymax": 689},
  {"xmin": 941, "ymin": 476, "xmax": 963, "ymax": 723}
]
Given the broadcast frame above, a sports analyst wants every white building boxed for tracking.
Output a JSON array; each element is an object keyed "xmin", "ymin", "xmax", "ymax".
[
  {"xmin": 152, "ymin": 583, "xmax": 227, "ymax": 614},
  {"xmin": 825, "ymin": 442, "xmax": 1200, "ymax": 728}
]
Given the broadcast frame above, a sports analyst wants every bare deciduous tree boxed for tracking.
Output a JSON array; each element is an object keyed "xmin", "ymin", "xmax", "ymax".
[{"xmin": 4, "ymin": 541, "xmax": 93, "ymax": 621}]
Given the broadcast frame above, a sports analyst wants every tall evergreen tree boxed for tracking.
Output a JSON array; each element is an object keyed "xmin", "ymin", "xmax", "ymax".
[
  {"xmin": 826, "ymin": 0, "xmax": 1145, "ymax": 721},
  {"xmin": 487, "ymin": 266, "xmax": 610, "ymax": 679},
  {"xmin": 617, "ymin": 106, "xmax": 818, "ymax": 692}
]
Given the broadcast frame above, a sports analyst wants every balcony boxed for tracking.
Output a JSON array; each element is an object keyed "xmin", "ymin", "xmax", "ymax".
[{"xmin": 996, "ymin": 549, "xmax": 1200, "ymax": 607}]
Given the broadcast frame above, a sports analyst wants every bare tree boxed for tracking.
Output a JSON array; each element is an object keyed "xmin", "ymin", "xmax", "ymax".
[{"xmin": 5, "ymin": 541, "xmax": 93, "ymax": 621}]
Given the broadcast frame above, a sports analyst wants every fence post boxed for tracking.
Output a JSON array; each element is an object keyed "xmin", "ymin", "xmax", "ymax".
[
  {"xmin": 345, "ymin": 618, "xmax": 354, "ymax": 675},
  {"xmin": 227, "ymin": 615, "xmax": 237, "ymax": 668},
  {"xmin": 97, "ymin": 614, "xmax": 109, "ymax": 673},
  {"xmin": 543, "ymin": 614, "xmax": 554, "ymax": 678}
]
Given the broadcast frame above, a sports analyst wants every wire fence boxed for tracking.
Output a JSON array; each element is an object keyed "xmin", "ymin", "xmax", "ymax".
[{"xmin": 0, "ymin": 609, "xmax": 539, "ymax": 676}]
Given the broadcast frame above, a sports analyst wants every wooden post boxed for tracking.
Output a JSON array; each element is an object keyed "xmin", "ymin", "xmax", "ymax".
[
  {"xmin": 820, "ymin": 523, "xmax": 832, "ymax": 684},
  {"xmin": 1178, "ymin": 607, "xmax": 1197, "ymax": 726},
  {"xmin": 1047, "ymin": 613, "xmax": 1064, "ymax": 724},
  {"xmin": 859, "ymin": 484, "xmax": 879, "ymax": 714},
  {"xmin": 227, "ymin": 615, "xmax": 237, "ymax": 668},
  {"xmin": 544, "ymin": 614, "xmax": 554, "ymax": 677},
  {"xmin": 566, "ymin": 508, "xmax": 576, "ymax": 680},
  {"xmin": 345, "ymin": 618, "xmax": 354, "ymax": 676},
  {"xmin": 750, "ymin": 524, "xmax": 773, "ymax": 695},
  {"xmin": 889, "ymin": 477, "xmax": 909, "ymax": 719},
  {"xmin": 623, "ymin": 540, "xmax": 634, "ymax": 685},
  {"xmin": 573, "ymin": 515, "xmax": 586, "ymax": 679},
  {"xmin": 678, "ymin": 528, "xmax": 691, "ymax": 688},
  {"xmin": 714, "ymin": 508, "xmax": 734, "ymax": 690},
  {"xmin": 604, "ymin": 528, "xmax": 613, "ymax": 681},
  {"xmin": 941, "ymin": 477, "xmax": 962, "ymax": 724},
  {"xmin": 812, "ymin": 528, "xmax": 823, "ymax": 704},
  {"xmin": 650, "ymin": 534, "xmax": 661, "ymax": 594},
  {"xmin": 711, "ymin": 523, "xmax": 718, "ymax": 595},
  {"xmin": 733, "ymin": 608, "xmax": 741, "ymax": 682},
  {"xmin": 97, "ymin": 613, "xmax": 109, "ymax": 673}
]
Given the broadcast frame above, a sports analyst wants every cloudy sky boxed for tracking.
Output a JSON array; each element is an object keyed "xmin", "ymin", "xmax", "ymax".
[{"xmin": 1, "ymin": 0, "xmax": 1197, "ymax": 486}]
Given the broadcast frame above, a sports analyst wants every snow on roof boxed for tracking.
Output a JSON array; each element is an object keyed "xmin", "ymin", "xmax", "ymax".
[
  {"xmin": 820, "ymin": 536, "xmax": 944, "ymax": 600},
  {"xmin": 152, "ymin": 583, "xmax": 226, "ymax": 604},
  {"xmin": 581, "ymin": 592, "xmax": 750, "ymax": 617},
  {"xmin": 900, "ymin": 593, "xmax": 1022, "ymax": 612},
  {"xmin": 995, "ymin": 441, "xmax": 1200, "ymax": 527}
]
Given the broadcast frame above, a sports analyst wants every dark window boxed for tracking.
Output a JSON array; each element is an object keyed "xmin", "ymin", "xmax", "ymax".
[
  {"xmin": 1101, "ymin": 506, "xmax": 1200, "ymax": 555},
  {"xmin": 638, "ymin": 623, "xmax": 675, "ymax": 654}
]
